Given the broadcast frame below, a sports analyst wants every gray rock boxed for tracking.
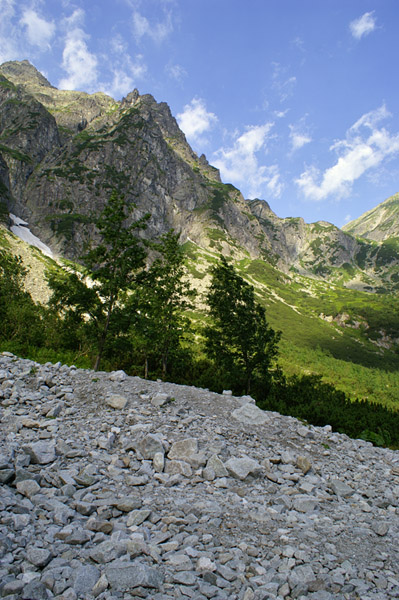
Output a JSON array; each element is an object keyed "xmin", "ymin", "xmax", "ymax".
[
  {"xmin": 22, "ymin": 441, "xmax": 56, "ymax": 464},
  {"xmin": 22, "ymin": 580, "xmax": 50, "ymax": 600},
  {"xmin": 225, "ymin": 456, "xmax": 262, "ymax": 480},
  {"xmin": 26, "ymin": 545, "xmax": 52, "ymax": 567},
  {"xmin": 207, "ymin": 454, "xmax": 228, "ymax": 478},
  {"xmin": 330, "ymin": 479, "xmax": 354, "ymax": 497},
  {"xmin": 372, "ymin": 522, "xmax": 389, "ymax": 536},
  {"xmin": 73, "ymin": 564, "xmax": 100, "ymax": 596},
  {"xmin": 105, "ymin": 560, "xmax": 164, "ymax": 591},
  {"xmin": 116, "ymin": 496, "xmax": 142, "ymax": 512},
  {"xmin": 109, "ymin": 370, "xmax": 127, "ymax": 382},
  {"xmin": 151, "ymin": 392, "xmax": 173, "ymax": 407},
  {"xmin": 168, "ymin": 437, "xmax": 198, "ymax": 461},
  {"xmin": 135, "ymin": 433, "xmax": 164, "ymax": 459},
  {"xmin": 105, "ymin": 394, "xmax": 128, "ymax": 409},
  {"xmin": 0, "ymin": 468, "xmax": 14, "ymax": 483},
  {"xmin": 16, "ymin": 479, "xmax": 40, "ymax": 498},
  {"xmin": 231, "ymin": 403, "xmax": 270, "ymax": 425},
  {"xmin": 126, "ymin": 509, "xmax": 152, "ymax": 527},
  {"xmin": 153, "ymin": 451, "xmax": 165, "ymax": 472},
  {"xmin": 292, "ymin": 495, "xmax": 318, "ymax": 513}
]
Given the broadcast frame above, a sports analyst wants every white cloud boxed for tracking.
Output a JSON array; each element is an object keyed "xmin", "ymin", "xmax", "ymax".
[
  {"xmin": 100, "ymin": 54, "xmax": 147, "ymax": 98},
  {"xmin": 272, "ymin": 62, "xmax": 297, "ymax": 102},
  {"xmin": 20, "ymin": 9, "xmax": 55, "ymax": 50},
  {"xmin": 296, "ymin": 105, "xmax": 399, "ymax": 201},
  {"xmin": 166, "ymin": 63, "xmax": 187, "ymax": 82},
  {"xmin": 213, "ymin": 124, "xmax": 283, "ymax": 199},
  {"xmin": 132, "ymin": 10, "xmax": 173, "ymax": 43},
  {"xmin": 289, "ymin": 123, "xmax": 312, "ymax": 152},
  {"xmin": 177, "ymin": 98, "xmax": 218, "ymax": 144},
  {"xmin": 58, "ymin": 9, "xmax": 98, "ymax": 91},
  {"xmin": 350, "ymin": 11, "xmax": 377, "ymax": 40},
  {"xmin": 0, "ymin": 0, "xmax": 21, "ymax": 62}
]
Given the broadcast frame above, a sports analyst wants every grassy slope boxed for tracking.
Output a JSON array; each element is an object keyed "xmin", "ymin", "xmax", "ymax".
[
  {"xmin": 2, "ymin": 227, "xmax": 399, "ymax": 410},
  {"xmin": 184, "ymin": 241, "xmax": 399, "ymax": 410}
]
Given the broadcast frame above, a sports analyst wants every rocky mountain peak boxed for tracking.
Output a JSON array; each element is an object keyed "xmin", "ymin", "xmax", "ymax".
[
  {"xmin": 2, "ymin": 60, "xmax": 399, "ymax": 291},
  {"xmin": 0, "ymin": 59, "xmax": 54, "ymax": 89},
  {"xmin": 343, "ymin": 193, "xmax": 399, "ymax": 243}
]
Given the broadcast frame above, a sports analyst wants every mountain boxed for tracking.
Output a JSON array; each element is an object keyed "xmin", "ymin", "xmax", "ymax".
[
  {"xmin": 2, "ymin": 60, "xmax": 399, "ymax": 407},
  {"xmin": 343, "ymin": 193, "xmax": 399, "ymax": 242},
  {"xmin": 2, "ymin": 60, "xmax": 399, "ymax": 294}
]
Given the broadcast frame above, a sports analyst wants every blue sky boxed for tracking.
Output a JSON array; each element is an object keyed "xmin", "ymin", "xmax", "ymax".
[{"xmin": 1, "ymin": 0, "xmax": 399, "ymax": 227}]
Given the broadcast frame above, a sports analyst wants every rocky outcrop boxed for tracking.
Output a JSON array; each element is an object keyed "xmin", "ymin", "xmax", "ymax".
[{"xmin": 1, "ymin": 352, "xmax": 399, "ymax": 599}]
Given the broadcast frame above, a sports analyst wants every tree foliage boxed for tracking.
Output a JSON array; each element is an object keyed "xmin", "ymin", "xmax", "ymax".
[
  {"xmin": 0, "ymin": 249, "xmax": 44, "ymax": 345},
  {"xmin": 47, "ymin": 191, "xmax": 149, "ymax": 370},
  {"xmin": 204, "ymin": 256, "xmax": 280, "ymax": 394},
  {"xmin": 130, "ymin": 230, "xmax": 196, "ymax": 376}
]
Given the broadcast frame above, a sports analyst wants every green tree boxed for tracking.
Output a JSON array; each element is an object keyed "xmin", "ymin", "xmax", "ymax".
[
  {"xmin": 131, "ymin": 230, "xmax": 196, "ymax": 377},
  {"xmin": 204, "ymin": 256, "xmax": 280, "ymax": 395},
  {"xmin": 0, "ymin": 249, "xmax": 45, "ymax": 347},
  {"xmin": 47, "ymin": 191, "xmax": 149, "ymax": 370}
]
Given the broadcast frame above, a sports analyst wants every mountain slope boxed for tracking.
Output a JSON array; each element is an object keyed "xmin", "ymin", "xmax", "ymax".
[
  {"xmin": 1, "ymin": 60, "xmax": 399, "ymax": 408},
  {"xmin": 343, "ymin": 193, "xmax": 399, "ymax": 242},
  {"xmin": 2, "ymin": 60, "xmax": 399, "ymax": 295}
]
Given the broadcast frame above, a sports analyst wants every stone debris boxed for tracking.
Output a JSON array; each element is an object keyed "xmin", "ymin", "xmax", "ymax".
[{"xmin": 0, "ymin": 352, "xmax": 399, "ymax": 600}]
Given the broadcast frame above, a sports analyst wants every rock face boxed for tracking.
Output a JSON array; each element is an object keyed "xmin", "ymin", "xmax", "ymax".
[
  {"xmin": 1, "ymin": 60, "xmax": 399, "ymax": 292},
  {"xmin": 1, "ymin": 351, "xmax": 399, "ymax": 599}
]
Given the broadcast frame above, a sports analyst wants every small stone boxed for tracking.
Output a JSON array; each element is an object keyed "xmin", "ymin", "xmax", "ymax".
[
  {"xmin": 231, "ymin": 403, "xmax": 270, "ymax": 425},
  {"xmin": 0, "ymin": 468, "xmax": 15, "ymax": 483},
  {"xmin": 225, "ymin": 456, "xmax": 262, "ymax": 480},
  {"xmin": 126, "ymin": 509, "xmax": 152, "ymax": 527},
  {"xmin": 165, "ymin": 459, "xmax": 192, "ymax": 477},
  {"xmin": 116, "ymin": 496, "xmax": 142, "ymax": 512},
  {"xmin": 109, "ymin": 370, "xmax": 127, "ymax": 382},
  {"xmin": 168, "ymin": 438, "xmax": 198, "ymax": 461},
  {"xmin": 22, "ymin": 580, "xmax": 50, "ymax": 600},
  {"xmin": 2, "ymin": 580, "xmax": 24, "ymax": 595},
  {"xmin": 293, "ymin": 495, "xmax": 318, "ymax": 513},
  {"xmin": 26, "ymin": 545, "xmax": 52, "ymax": 567},
  {"xmin": 105, "ymin": 560, "xmax": 164, "ymax": 591},
  {"xmin": 153, "ymin": 451, "xmax": 165, "ymax": 472},
  {"xmin": 74, "ymin": 465, "xmax": 99, "ymax": 486},
  {"xmin": 151, "ymin": 392, "xmax": 172, "ymax": 407},
  {"xmin": 106, "ymin": 394, "xmax": 128, "ymax": 409},
  {"xmin": 65, "ymin": 530, "xmax": 92, "ymax": 545},
  {"xmin": 135, "ymin": 433, "xmax": 164, "ymax": 459},
  {"xmin": 16, "ymin": 479, "xmax": 40, "ymax": 498},
  {"xmin": 86, "ymin": 517, "xmax": 113, "ymax": 534},
  {"xmin": 92, "ymin": 574, "xmax": 109, "ymax": 597},
  {"xmin": 330, "ymin": 479, "xmax": 354, "ymax": 497},
  {"xmin": 372, "ymin": 522, "xmax": 389, "ymax": 536},
  {"xmin": 0, "ymin": 453, "xmax": 12, "ymax": 469},
  {"xmin": 21, "ymin": 417, "xmax": 41, "ymax": 428},
  {"xmin": 73, "ymin": 564, "xmax": 100, "ymax": 596},
  {"xmin": 296, "ymin": 455, "xmax": 312, "ymax": 474},
  {"xmin": 207, "ymin": 454, "xmax": 228, "ymax": 478},
  {"xmin": 23, "ymin": 441, "xmax": 56, "ymax": 464}
]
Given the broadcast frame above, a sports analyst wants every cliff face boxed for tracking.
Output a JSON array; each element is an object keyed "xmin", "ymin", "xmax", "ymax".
[{"xmin": 1, "ymin": 60, "xmax": 399, "ymax": 291}]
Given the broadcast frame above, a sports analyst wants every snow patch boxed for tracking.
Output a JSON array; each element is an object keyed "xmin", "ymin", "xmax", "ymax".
[{"xmin": 9, "ymin": 213, "xmax": 53, "ymax": 257}]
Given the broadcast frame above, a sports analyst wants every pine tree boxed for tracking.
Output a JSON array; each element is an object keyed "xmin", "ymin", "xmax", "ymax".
[
  {"xmin": 47, "ymin": 191, "xmax": 149, "ymax": 370},
  {"xmin": 205, "ymin": 256, "xmax": 280, "ymax": 394},
  {"xmin": 131, "ymin": 230, "xmax": 196, "ymax": 377}
]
